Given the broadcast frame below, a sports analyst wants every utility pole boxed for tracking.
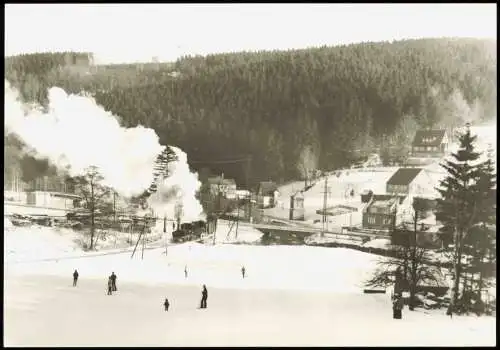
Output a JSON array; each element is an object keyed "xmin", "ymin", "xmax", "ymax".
[
  {"xmin": 113, "ymin": 191, "xmax": 116, "ymax": 224},
  {"xmin": 322, "ymin": 177, "xmax": 328, "ymax": 237},
  {"xmin": 235, "ymin": 194, "xmax": 240, "ymax": 239},
  {"xmin": 246, "ymin": 156, "xmax": 252, "ymax": 223},
  {"xmin": 141, "ymin": 216, "xmax": 146, "ymax": 260},
  {"xmin": 164, "ymin": 215, "xmax": 168, "ymax": 256},
  {"xmin": 214, "ymin": 173, "xmax": 224, "ymax": 245}
]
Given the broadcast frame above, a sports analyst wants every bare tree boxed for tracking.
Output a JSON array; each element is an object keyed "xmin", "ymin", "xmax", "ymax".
[
  {"xmin": 297, "ymin": 145, "xmax": 318, "ymax": 188},
  {"xmin": 70, "ymin": 166, "xmax": 110, "ymax": 250},
  {"xmin": 406, "ymin": 197, "xmax": 441, "ymax": 310},
  {"xmin": 365, "ymin": 197, "xmax": 442, "ymax": 310},
  {"xmin": 384, "ymin": 114, "xmax": 418, "ymax": 165}
]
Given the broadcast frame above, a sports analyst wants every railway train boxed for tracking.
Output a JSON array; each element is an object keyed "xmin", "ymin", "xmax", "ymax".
[{"xmin": 171, "ymin": 220, "xmax": 208, "ymax": 243}]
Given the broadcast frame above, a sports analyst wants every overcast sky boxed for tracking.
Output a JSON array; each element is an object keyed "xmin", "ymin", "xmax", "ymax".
[{"xmin": 5, "ymin": 3, "xmax": 497, "ymax": 64}]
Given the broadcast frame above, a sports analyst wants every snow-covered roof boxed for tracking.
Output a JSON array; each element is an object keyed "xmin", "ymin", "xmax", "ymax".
[
  {"xmin": 412, "ymin": 129, "xmax": 446, "ymax": 147},
  {"xmin": 207, "ymin": 176, "xmax": 236, "ymax": 186}
]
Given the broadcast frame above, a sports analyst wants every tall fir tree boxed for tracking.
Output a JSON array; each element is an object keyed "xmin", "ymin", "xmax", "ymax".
[
  {"xmin": 435, "ymin": 124, "xmax": 484, "ymax": 316},
  {"xmin": 463, "ymin": 145, "xmax": 496, "ymax": 313}
]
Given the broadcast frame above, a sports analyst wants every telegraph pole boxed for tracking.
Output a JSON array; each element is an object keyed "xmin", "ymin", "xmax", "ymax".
[
  {"xmin": 235, "ymin": 194, "xmax": 240, "ymax": 239},
  {"xmin": 164, "ymin": 215, "xmax": 168, "ymax": 256},
  {"xmin": 246, "ymin": 156, "xmax": 253, "ymax": 223},
  {"xmin": 214, "ymin": 173, "xmax": 224, "ymax": 245},
  {"xmin": 321, "ymin": 177, "xmax": 328, "ymax": 237},
  {"xmin": 113, "ymin": 191, "xmax": 117, "ymax": 224},
  {"xmin": 141, "ymin": 216, "xmax": 146, "ymax": 260}
]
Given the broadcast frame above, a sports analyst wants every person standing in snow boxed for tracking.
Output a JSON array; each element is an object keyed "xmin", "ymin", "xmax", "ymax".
[
  {"xmin": 73, "ymin": 269, "xmax": 79, "ymax": 287},
  {"xmin": 241, "ymin": 266, "xmax": 246, "ymax": 279},
  {"xmin": 392, "ymin": 293, "xmax": 404, "ymax": 319},
  {"xmin": 110, "ymin": 272, "xmax": 117, "ymax": 291},
  {"xmin": 107, "ymin": 277, "xmax": 113, "ymax": 295},
  {"xmin": 184, "ymin": 265, "xmax": 188, "ymax": 279},
  {"xmin": 164, "ymin": 298, "xmax": 170, "ymax": 311},
  {"xmin": 200, "ymin": 285, "xmax": 208, "ymax": 309}
]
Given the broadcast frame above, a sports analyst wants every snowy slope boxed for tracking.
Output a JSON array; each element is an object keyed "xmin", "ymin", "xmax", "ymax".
[
  {"xmin": 4, "ymin": 216, "xmax": 496, "ymax": 346},
  {"xmin": 4, "ymin": 274, "xmax": 495, "ymax": 347},
  {"xmin": 5, "ymin": 240, "xmax": 379, "ymax": 294}
]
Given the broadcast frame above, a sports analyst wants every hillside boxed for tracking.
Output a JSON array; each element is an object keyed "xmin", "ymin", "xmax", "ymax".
[{"xmin": 4, "ymin": 38, "xmax": 497, "ymax": 187}]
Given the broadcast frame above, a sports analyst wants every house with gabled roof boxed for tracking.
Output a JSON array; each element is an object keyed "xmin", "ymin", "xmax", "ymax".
[
  {"xmin": 411, "ymin": 129, "xmax": 448, "ymax": 158},
  {"xmin": 289, "ymin": 190, "xmax": 305, "ymax": 221},
  {"xmin": 360, "ymin": 166, "xmax": 441, "ymax": 230},
  {"xmin": 362, "ymin": 193, "xmax": 407, "ymax": 230},
  {"xmin": 207, "ymin": 175, "xmax": 237, "ymax": 199},
  {"xmin": 386, "ymin": 168, "xmax": 438, "ymax": 198},
  {"xmin": 256, "ymin": 181, "xmax": 279, "ymax": 208}
]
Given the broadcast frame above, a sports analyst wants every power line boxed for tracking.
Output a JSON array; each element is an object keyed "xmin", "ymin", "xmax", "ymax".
[{"xmin": 189, "ymin": 156, "xmax": 252, "ymax": 165}]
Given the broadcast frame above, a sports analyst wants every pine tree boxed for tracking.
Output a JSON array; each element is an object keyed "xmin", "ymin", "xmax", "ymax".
[
  {"xmin": 435, "ymin": 124, "xmax": 484, "ymax": 316},
  {"xmin": 464, "ymin": 146, "xmax": 496, "ymax": 313}
]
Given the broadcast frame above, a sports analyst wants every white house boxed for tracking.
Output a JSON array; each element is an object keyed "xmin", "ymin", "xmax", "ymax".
[
  {"xmin": 386, "ymin": 168, "xmax": 439, "ymax": 199},
  {"xmin": 25, "ymin": 191, "xmax": 81, "ymax": 210}
]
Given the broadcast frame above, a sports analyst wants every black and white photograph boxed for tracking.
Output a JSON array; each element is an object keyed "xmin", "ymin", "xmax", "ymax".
[{"xmin": 3, "ymin": 3, "xmax": 497, "ymax": 346}]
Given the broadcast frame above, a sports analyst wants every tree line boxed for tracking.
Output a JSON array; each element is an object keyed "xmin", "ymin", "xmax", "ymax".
[{"xmin": 4, "ymin": 38, "xmax": 497, "ymax": 187}]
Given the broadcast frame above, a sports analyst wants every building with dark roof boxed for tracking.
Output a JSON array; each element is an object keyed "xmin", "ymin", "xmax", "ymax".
[
  {"xmin": 362, "ymin": 194, "xmax": 407, "ymax": 230},
  {"xmin": 386, "ymin": 167, "xmax": 439, "ymax": 199},
  {"xmin": 256, "ymin": 181, "xmax": 279, "ymax": 208},
  {"xmin": 207, "ymin": 175, "xmax": 237, "ymax": 199},
  {"xmin": 411, "ymin": 129, "xmax": 448, "ymax": 158},
  {"xmin": 386, "ymin": 168, "xmax": 423, "ymax": 194}
]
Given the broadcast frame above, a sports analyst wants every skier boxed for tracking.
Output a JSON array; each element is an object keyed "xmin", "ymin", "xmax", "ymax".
[
  {"xmin": 200, "ymin": 285, "xmax": 208, "ymax": 309},
  {"xmin": 163, "ymin": 298, "xmax": 170, "ymax": 311},
  {"xmin": 107, "ymin": 277, "xmax": 113, "ymax": 295},
  {"xmin": 110, "ymin": 272, "xmax": 117, "ymax": 291},
  {"xmin": 73, "ymin": 269, "xmax": 79, "ymax": 287},
  {"xmin": 392, "ymin": 293, "xmax": 404, "ymax": 319},
  {"xmin": 184, "ymin": 265, "xmax": 188, "ymax": 279},
  {"xmin": 241, "ymin": 266, "xmax": 246, "ymax": 279}
]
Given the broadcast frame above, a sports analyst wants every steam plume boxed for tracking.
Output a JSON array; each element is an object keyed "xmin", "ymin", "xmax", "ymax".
[
  {"xmin": 147, "ymin": 146, "xmax": 205, "ymax": 222},
  {"xmin": 4, "ymin": 80, "xmax": 204, "ymax": 221}
]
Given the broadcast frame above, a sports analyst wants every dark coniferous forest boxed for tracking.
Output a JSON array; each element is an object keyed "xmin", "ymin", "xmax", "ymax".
[{"xmin": 4, "ymin": 38, "xmax": 497, "ymax": 187}]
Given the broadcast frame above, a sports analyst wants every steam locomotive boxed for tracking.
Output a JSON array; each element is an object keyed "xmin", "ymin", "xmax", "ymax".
[{"xmin": 172, "ymin": 220, "xmax": 207, "ymax": 243}]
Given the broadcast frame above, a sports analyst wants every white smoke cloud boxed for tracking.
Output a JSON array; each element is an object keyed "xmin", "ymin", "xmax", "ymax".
[
  {"xmin": 4, "ymin": 80, "xmax": 205, "ymax": 221},
  {"xmin": 147, "ymin": 146, "xmax": 205, "ymax": 223}
]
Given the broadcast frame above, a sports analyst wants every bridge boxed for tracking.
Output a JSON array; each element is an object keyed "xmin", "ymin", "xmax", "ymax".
[{"xmin": 240, "ymin": 221, "xmax": 391, "ymax": 241}]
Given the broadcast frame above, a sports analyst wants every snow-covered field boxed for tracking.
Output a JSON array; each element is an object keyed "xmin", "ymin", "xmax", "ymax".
[
  {"xmin": 270, "ymin": 168, "xmax": 397, "ymax": 224},
  {"xmin": 5, "ymin": 275, "xmax": 495, "ymax": 347},
  {"xmin": 4, "ymin": 218, "xmax": 496, "ymax": 346}
]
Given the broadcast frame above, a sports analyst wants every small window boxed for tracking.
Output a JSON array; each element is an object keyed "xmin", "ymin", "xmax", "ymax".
[{"xmin": 368, "ymin": 216, "xmax": 376, "ymax": 224}]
